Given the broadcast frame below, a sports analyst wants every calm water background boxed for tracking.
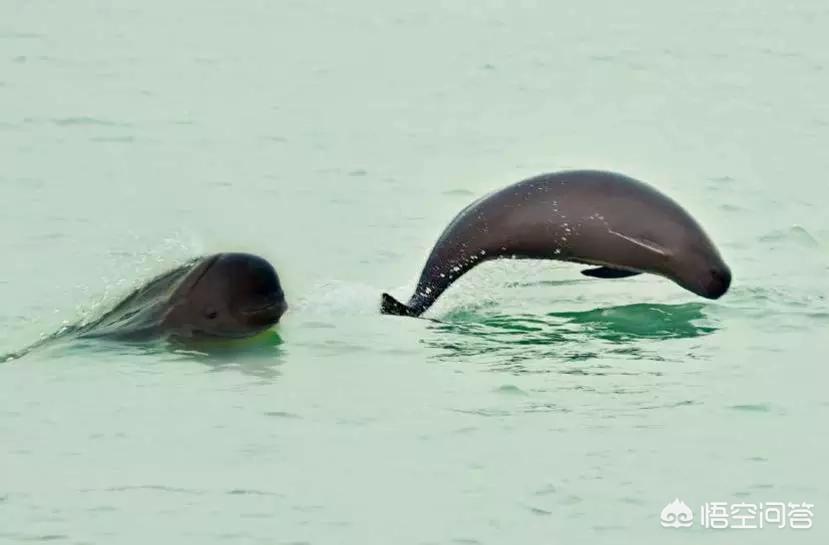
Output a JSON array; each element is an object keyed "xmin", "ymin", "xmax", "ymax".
[{"xmin": 1, "ymin": 1, "xmax": 828, "ymax": 543}]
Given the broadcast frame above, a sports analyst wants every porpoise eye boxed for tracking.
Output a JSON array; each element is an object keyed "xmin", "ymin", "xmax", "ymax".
[{"xmin": 204, "ymin": 308, "xmax": 218, "ymax": 320}]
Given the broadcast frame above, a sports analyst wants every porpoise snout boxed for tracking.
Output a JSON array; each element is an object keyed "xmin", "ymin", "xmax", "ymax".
[
  {"xmin": 223, "ymin": 253, "xmax": 287, "ymax": 325},
  {"xmin": 200, "ymin": 252, "xmax": 288, "ymax": 329},
  {"xmin": 701, "ymin": 265, "xmax": 732, "ymax": 299}
]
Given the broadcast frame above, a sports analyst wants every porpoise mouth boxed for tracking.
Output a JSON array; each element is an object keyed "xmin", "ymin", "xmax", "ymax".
[
  {"xmin": 239, "ymin": 298, "xmax": 288, "ymax": 323},
  {"xmin": 188, "ymin": 300, "xmax": 287, "ymax": 340}
]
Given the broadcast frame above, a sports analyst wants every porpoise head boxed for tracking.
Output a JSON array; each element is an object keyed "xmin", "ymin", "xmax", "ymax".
[
  {"xmin": 664, "ymin": 231, "xmax": 732, "ymax": 300},
  {"xmin": 591, "ymin": 198, "xmax": 732, "ymax": 300},
  {"xmin": 172, "ymin": 253, "xmax": 287, "ymax": 339}
]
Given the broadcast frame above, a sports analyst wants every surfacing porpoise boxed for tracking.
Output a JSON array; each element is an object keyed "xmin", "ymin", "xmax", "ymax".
[
  {"xmin": 82, "ymin": 252, "xmax": 287, "ymax": 341},
  {"xmin": 3, "ymin": 253, "xmax": 287, "ymax": 361}
]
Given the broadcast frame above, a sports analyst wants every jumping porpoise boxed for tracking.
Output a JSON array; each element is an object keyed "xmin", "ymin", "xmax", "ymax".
[{"xmin": 381, "ymin": 170, "xmax": 731, "ymax": 317}]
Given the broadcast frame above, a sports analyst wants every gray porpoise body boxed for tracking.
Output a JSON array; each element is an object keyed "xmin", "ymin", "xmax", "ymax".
[{"xmin": 381, "ymin": 170, "xmax": 731, "ymax": 317}]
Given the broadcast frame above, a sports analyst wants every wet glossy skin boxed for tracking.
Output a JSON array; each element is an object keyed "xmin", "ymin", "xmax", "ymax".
[{"xmin": 382, "ymin": 170, "xmax": 731, "ymax": 317}]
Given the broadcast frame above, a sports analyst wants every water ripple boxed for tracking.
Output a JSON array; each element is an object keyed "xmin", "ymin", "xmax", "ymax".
[
  {"xmin": 51, "ymin": 117, "xmax": 132, "ymax": 128},
  {"xmin": 425, "ymin": 303, "xmax": 717, "ymax": 366}
]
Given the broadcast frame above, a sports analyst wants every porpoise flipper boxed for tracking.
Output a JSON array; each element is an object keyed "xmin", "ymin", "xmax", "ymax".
[{"xmin": 581, "ymin": 267, "xmax": 642, "ymax": 279}]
